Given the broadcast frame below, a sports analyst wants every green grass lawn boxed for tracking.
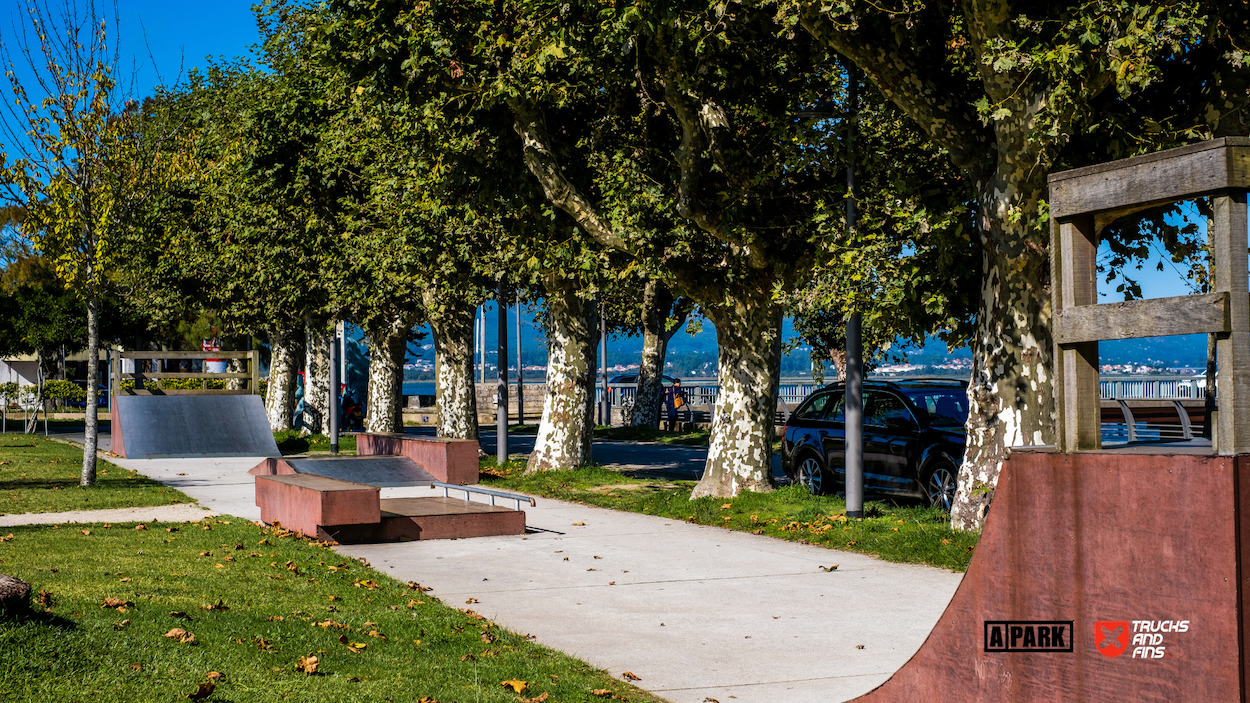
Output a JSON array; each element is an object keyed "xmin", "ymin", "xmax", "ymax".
[
  {"xmin": 481, "ymin": 461, "xmax": 978, "ymax": 572},
  {"xmin": 0, "ymin": 436, "xmax": 192, "ymax": 515},
  {"xmin": 0, "ymin": 518, "xmax": 663, "ymax": 703},
  {"xmin": 273, "ymin": 432, "xmax": 358, "ymax": 456}
]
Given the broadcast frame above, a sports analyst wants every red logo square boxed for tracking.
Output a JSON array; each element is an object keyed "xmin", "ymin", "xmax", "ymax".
[{"xmin": 1095, "ymin": 621, "xmax": 1129, "ymax": 658}]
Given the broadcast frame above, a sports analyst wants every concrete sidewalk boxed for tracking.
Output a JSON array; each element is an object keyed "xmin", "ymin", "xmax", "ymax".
[{"xmin": 96, "ymin": 452, "xmax": 962, "ymax": 703}]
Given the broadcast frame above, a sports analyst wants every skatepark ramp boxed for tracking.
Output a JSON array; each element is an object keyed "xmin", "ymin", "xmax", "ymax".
[
  {"xmin": 857, "ymin": 138, "xmax": 1250, "ymax": 701},
  {"xmin": 108, "ymin": 351, "xmax": 279, "ymax": 459}
]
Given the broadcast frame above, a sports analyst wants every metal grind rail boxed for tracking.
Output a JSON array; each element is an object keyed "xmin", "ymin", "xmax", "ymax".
[{"xmin": 430, "ymin": 482, "xmax": 536, "ymax": 511}]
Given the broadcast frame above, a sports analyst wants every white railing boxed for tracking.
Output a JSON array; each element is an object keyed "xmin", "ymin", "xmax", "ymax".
[
  {"xmin": 595, "ymin": 374, "xmax": 1211, "ymax": 407},
  {"xmin": 1099, "ymin": 376, "xmax": 1208, "ymax": 401}
]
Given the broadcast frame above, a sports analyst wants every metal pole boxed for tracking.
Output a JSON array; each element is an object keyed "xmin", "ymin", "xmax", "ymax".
[
  {"xmin": 600, "ymin": 304, "xmax": 609, "ymax": 426},
  {"xmin": 338, "ymin": 321, "xmax": 347, "ymax": 390},
  {"xmin": 329, "ymin": 334, "xmax": 339, "ymax": 454},
  {"xmin": 844, "ymin": 64, "xmax": 864, "ymax": 519},
  {"xmin": 497, "ymin": 282, "xmax": 509, "ymax": 465},
  {"xmin": 516, "ymin": 290, "xmax": 524, "ymax": 426}
]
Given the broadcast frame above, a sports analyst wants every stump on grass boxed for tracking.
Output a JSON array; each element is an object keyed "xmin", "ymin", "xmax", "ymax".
[{"xmin": 0, "ymin": 574, "xmax": 31, "ymax": 616}]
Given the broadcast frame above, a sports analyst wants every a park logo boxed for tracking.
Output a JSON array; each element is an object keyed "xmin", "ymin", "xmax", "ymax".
[
  {"xmin": 1095, "ymin": 619, "xmax": 1189, "ymax": 659},
  {"xmin": 1095, "ymin": 621, "xmax": 1129, "ymax": 658},
  {"xmin": 983, "ymin": 621, "xmax": 1073, "ymax": 653}
]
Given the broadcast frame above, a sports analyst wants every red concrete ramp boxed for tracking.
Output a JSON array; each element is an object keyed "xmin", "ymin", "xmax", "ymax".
[{"xmin": 856, "ymin": 448, "xmax": 1246, "ymax": 702}]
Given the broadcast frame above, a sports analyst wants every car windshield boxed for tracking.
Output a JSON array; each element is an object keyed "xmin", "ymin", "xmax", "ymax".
[{"xmin": 905, "ymin": 390, "xmax": 970, "ymax": 426}]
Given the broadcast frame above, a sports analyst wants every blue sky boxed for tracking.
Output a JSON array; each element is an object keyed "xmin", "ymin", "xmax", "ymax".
[{"xmin": 1, "ymin": 1, "xmax": 261, "ymax": 102}]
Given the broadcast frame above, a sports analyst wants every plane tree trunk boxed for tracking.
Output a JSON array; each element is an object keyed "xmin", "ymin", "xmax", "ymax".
[
  {"xmin": 302, "ymin": 315, "xmax": 333, "ymax": 435},
  {"xmin": 691, "ymin": 289, "xmax": 783, "ymax": 498},
  {"xmin": 425, "ymin": 289, "xmax": 479, "ymax": 440},
  {"xmin": 951, "ymin": 152, "xmax": 1054, "ymax": 530},
  {"xmin": 527, "ymin": 282, "xmax": 597, "ymax": 473},
  {"xmin": 266, "ymin": 327, "xmax": 303, "ymax": 432},
  {"xmin": 365, "ymin": 314, "xmax": 410, "ymax": 434},
  {"xmin": 631, "ymin": 280, "xmax": 689, "ymax": 429}
]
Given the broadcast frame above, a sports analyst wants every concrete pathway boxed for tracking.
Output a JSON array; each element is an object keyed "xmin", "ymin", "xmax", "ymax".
[{"xmin": 86, "ymin": 451, "xmax": 962, "ymax": 703}]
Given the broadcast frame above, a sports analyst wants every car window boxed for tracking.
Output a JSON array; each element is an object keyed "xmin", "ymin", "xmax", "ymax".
[
  {"xmin": 793, "ymin": 393, "xmax": 832, "ymax": 420},
  {"xmin": 905, "ymin": 391, "xmax": 970, "ymax": 426},
  {"xmin": 824, "ymin": 393, "xmax": 846, "ymax": 422},
  {"xmin": 865, "ymin": 392, "xmax": 917, "ymax": 429}
]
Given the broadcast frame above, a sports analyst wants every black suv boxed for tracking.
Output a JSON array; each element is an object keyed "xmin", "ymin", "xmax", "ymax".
[{"xmin": 780, "ymin": 378, "xmax": 969, "ymax": 510}]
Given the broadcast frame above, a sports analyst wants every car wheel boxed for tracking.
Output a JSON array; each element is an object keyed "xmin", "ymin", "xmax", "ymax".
[
  {"xmin": 796, "ymin": 455, "xmax": 826, "ymax": 495},
  {"xmin": 925, "ymin": 462, "xmax": 957, "ymax": 511}
]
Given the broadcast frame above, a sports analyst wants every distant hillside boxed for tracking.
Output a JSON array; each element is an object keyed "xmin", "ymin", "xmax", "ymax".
[{"xmin": 389, "ymin": 304, "xmax": 1209, "ymax": 379}]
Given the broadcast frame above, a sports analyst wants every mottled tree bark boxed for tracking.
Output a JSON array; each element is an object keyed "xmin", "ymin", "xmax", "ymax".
[
  {"xmin": 632, "ymin": 281, "xmax": 689, "ymax": 428},
  {"xmin": 266, "ymin": 327, "xmax": 303, "ymax": 432},
  {"xmin": 425, "ymin": 289, "xmax": 479, "ymax": 441},
  {"xmin": 302, "ymin": 315, "xmax": 333, "ymax": 436},
  {"xmin": 365, "ymin": 314, "xmax": 410, "ymax": 434},
  {"xmin": 527, "ymin": 283, "xmax": 597, "ymax": 473},
  {"xmin": 691, "ymin": 291, "xmax": 782, "ymax": 498}
]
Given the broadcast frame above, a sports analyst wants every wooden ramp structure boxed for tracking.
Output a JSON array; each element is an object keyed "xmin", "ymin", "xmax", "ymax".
[
  {"xmin": 252, "ymin": 434, "xmax": 531, "ymax": 543},
  {"xmin": 856, "ymin": 139, "xmax": 1250, "ymax": 701}
]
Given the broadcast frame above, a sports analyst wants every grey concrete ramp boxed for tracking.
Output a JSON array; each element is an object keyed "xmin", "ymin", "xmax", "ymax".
[
  {"xmin": 283, "ymin": 456, "xmax": 436, "ymax": 487},
  {"xmin": 112, "ymin": 395, "xmax": 280, "ymax": 459}
]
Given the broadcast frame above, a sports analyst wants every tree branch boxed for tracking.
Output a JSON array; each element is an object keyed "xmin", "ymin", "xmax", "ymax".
[
  {"xmin": 797, "ymin": 5, "xmax": 990, "ymax": 176},
  {"xmin": 507, "ymin": 96, "xmax": 630, "ymax": 253}
]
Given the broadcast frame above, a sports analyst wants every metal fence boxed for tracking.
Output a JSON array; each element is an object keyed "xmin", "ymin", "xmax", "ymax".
[
  {"xmin": 1098, "ymin": 376, "xmax": 1208, "ymax": 401},
  {"xmin": 597, "ymin": 374, "xmax": 1211, "ymax": 409}
]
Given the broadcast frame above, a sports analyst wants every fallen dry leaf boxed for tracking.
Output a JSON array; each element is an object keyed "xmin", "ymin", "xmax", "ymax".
[
  {"xmin": 164, "ymin": 628, "xmax": 195, "ymax": 644},
  {"xmin": 416, "ymin": 698, "xmax": 438, "ymax": 703},
  {"xmin": 129, "ymin": 663, "xmax": 142, "ymax": 670},
  {"xmin": 818, "ymin": 565, "xmax": 839, "ymax": 572},
  {"xmin": 80, "ymin": 530, "xmax": 91, "ymax": 536},
  {"xmin": 704, "ymin": 699, "xmax": 720, "ymax": 703},
  {"xmin": 119, "ymin": 577, "xmax": 132, "ymax": 583},
  {"xmin": 114, "ymin": 619, "xmax": 130, "ymax": 630},
  {"xmin": 501, "ymin": 679, "xmax": 528, "ymax": 693},
  {"xmin": 720, "ymin": 503, "xmax": 732, "ymax": 509},
  {"xmin": 201, "ymin": 599, "xmax": 229, "ymax": 611},
  {"xmin": 571, "ymin": 521, "xmax": 585, "ymax": 526},
  {"xmin": 206, "ymin": 672, "xmax": 222, "ymax": 682},
  {"xmin": 37, "ymin": 590, "xmax": 53, "ymax": 608},
  {"xmin": 134, "ymin": 524, "xmax": 147, "ymax": 531},
  {"xmin": 519, "ymin": 693, "xmax": 550, "ymax": 703},
  {"xmin": 268, "ymin": 615, "xmax": 285, "ymax": 622},
  {"xmin": 0, "ymin": 534, "xmax": 11, "ymax": 542},
  {"xmin": 297, "ymin": 654, "xmax": 319, "ymax": 674},
  {"xmin": 622, "ymin": 671, "xmax": 641, "ymax": 681},
  {"xmin": 102, "ymin": 597, "xmax": 132, "ymax": 610},
  {"xmin": 169, "ymin": 611, "xmax": 190, "ymax": 619},
  {"xmin": 465, "ymin": 598, "xmax": 479, "ymax": 604},
  {"xmin": 592, "ymin": 690, "xmax": 612, "ymax": 698},
  {"xmin": 186, "ymin": 681, "xmax": 214, "ymax": 700},
  {"xmin": 855, "ymin": 644, "xmax": 865, "ymax": 649}
]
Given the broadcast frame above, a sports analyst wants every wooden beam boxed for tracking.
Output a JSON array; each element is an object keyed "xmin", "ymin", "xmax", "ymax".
[
  {"xmin": 1054, "ymin": 292, "xmax": 1231, "ymax": 344},
  {"xmin": 1049, "ymin": 138, "xmax": 1250, "ymax": 219},
  {"xmin": 1212, "ymin": 191, "xmax": 1250, "ymax": 454},
  {"xmin": 1054, "ymin": 214, "xmax": 1101, "ymax": 452}
]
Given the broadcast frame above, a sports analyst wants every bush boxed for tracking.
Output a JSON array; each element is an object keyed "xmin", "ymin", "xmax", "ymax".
[{"xmin": 42, "ymin": 380, "xmax": 85, "ymax": 402}]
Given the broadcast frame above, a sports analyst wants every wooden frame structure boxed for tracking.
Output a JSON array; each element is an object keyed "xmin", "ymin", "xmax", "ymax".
[
  {"xmin": 111, "ymin": 350, "xmax": 261, "ymax": 397},
  {"xmin": 1049, "ymin": 137, "xmax": 1250, "ymax": 453}
]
